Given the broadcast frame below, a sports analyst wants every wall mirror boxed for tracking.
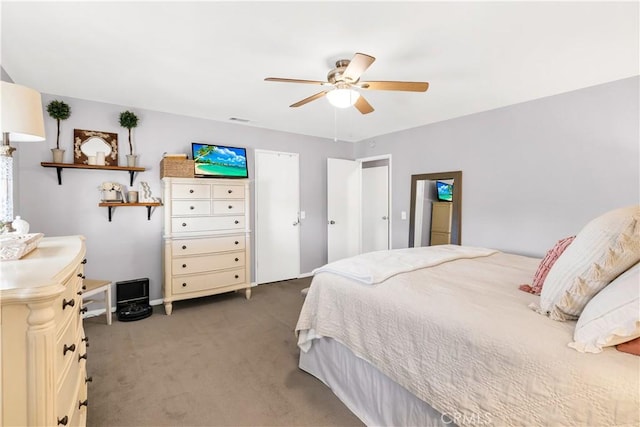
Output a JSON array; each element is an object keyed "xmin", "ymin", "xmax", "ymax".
[
  {"xmin": 73, "ymin": 129, "xmax": 119, "ymax": 165},
  {"xmin": 409, "ymin": 171, "xmax": 462, "ymax": 247}
]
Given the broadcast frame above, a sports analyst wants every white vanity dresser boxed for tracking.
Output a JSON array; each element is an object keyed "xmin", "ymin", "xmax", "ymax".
[
  {"xmin": 1, "ymin": 235, "xmax": 89, "ymax": 426},
  {"xmin": 162, "ymin": 177, "xmax": 252, "ymax": 315}
]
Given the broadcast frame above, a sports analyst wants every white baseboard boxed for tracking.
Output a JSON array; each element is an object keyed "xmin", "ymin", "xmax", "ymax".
[{"xmin": 298, "ymin": 272, "xmax": 313, "ymax": 278}]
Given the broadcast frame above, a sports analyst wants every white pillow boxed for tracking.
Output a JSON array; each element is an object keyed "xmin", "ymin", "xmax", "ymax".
[
  {"xmin": 568, "ymin": 263, "xmax": 640, "ymax": 353},
  {"xmin": 539, "ymin": 205, "xmax": 640, "ymax": 320}
]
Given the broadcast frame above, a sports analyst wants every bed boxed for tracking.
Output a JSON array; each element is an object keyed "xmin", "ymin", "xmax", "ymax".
[{"xmin": 295, "ymin": 243, "xmax": 640, "ymax": 426}]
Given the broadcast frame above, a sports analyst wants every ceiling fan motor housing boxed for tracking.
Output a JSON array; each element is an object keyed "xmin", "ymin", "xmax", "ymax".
[{"xmin": 327, "ymin": 59, "xmax": 356, "ymax": 84}]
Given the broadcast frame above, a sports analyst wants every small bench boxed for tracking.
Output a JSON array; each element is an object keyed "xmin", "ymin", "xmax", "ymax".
[{"xmin": 82, "ymin": 279, "xmax": 112, "ymax": 325}]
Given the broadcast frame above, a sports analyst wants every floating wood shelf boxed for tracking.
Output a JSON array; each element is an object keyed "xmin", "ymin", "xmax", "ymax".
[
  {"xmin": 41, "ymin": 162, "xmax": 146, "ymax": 186},
  {"xmin": 98, "ymin": 202, "xmax": 162, "ymax": 222}
]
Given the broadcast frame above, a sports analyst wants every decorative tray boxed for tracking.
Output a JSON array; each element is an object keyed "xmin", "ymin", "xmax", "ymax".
[{"xmin": 0, "ymin": 233, "xmax": 44, "ymax": 261}]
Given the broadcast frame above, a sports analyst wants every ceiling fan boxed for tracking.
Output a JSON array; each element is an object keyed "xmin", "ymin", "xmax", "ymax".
[{"xmin": 265, "ymin": 52, "xmax": 429, "ymax": 114}]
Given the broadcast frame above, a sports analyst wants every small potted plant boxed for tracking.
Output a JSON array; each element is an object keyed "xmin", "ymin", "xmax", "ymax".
[
  {"xmin": 99, "ymin": 181, "xmax": 124, "ymax": 202},
  {"xmin": 119, "ymin": 110, "xmax": 139, "ymax": 167},
  {"xmin": 46, "ymin": 100, "xmax": 71, "ymax": 163}
]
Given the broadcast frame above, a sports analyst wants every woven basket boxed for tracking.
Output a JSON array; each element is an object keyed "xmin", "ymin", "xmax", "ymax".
[{"xmin": 160, "ymin": 158, "xmax": 195, "ymax": 178}]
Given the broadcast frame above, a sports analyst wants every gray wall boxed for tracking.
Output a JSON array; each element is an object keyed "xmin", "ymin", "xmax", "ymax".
[
  {"xmin": 355, "ymin": 76, "xmax": 639, "ymax": 257},
  {"xmin": 14, "ymin": 76, "xmax": 639, "ymax": 304},
  {"xmin": 16, "ymin": 94, "xmax": 351, "ymax": 302}
]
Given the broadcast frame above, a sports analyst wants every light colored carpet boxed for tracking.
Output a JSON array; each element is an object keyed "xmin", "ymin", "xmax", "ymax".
[{"xmin": 84, "ymin": 278, "xmax": 363, "ymax": 426}]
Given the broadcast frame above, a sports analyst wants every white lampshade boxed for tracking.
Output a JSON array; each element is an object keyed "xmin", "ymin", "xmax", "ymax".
[
  {"xmin": 326, "ymin": 88, "xmax": 360, "ymax": 109},
  {"xmin": 1, "ymin": 81, "xmax": 46, "ymax": 142}
]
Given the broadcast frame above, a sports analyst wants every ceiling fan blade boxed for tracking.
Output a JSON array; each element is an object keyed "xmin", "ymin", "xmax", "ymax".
[
  {"xmin": 265, "ymin": 77, "xmax": 327, "ymax": 85},
  {"xmin": 290, "ymin": 91, "xmax": 327, "ymax": 108},
  {"xmin": 343, "ymin": 53, "xmax": 376, "ymax": 83},
  {"xmin": 360, "ymin": 81, "xmax": 429, "ymax": 92},
  {"xmin": 354, "ymin": 95, "xmax": 374, "ymax": 114}
]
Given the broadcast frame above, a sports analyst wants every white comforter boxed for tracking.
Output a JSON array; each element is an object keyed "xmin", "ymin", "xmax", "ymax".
[
  {"xmin": 296, "ymin": 248, "xmax": 640, "ymax": 426},
  {"xmin": 312, "ymin": 245, "xmax": 497, "ymax": 284}
]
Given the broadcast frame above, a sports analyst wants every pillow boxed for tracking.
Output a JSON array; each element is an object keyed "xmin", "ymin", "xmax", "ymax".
[
  {"xmin": 538, "ymin": 205, "xmax": 640, "ymax": 320},
  {"xmin": 521, "ymin": 236, "xmax": 575, "ymax": 295},
  {"xmin": 616, "ymin": 337, "xmax": 640, "ymax": 356},
  {"xmin": 568, "ymin": 262, "xmax": 640, "ymax": 353}
]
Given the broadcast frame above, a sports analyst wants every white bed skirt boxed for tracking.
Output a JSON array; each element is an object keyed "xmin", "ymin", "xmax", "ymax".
[{"xmin": 299, "ymin": 337, "xmax": 455, "ymax": 427}]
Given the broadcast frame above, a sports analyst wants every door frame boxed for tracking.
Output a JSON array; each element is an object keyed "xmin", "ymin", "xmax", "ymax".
[
  {"xmin": 357, "ymin": 154, "xmax": 392, "ymax": 250},
  {"xmin": 254, "ymin": 149, "xmax": 301, "ymax": 284}
]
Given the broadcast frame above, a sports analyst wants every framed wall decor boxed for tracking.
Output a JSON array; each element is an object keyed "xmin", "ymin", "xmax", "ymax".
[{"xmin": 74, "ymin": 129, "xmax": 119, "ymax": 165}]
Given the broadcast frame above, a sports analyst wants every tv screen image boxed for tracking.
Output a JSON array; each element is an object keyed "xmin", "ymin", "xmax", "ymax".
[
  {"xmin": 192, "ymin": 143, "xmax": 248, "ymax": 178},
  {"xmin": 436, "ymin": 181, "xmax": 453, "ymax": 202}
]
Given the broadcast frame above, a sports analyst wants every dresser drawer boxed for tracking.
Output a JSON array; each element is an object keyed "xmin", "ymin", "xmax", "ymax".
[
  {"xmin": 57, "ymin": 344, "xmax": 84, "ymax": 420},
  {"xmin": 172, "ymin": 269, "xmax": 246, "ymax": 294},
  {"xmin": 172, "ymin": 252, "xmax": 245, "ymax": 275},
  {"xmin": 172, "ymin": 235, "xmax": 245, "ymax": 256},
  {"xmin": 172, "ymin": 183, "xmax": 211, "ymax": 199},
  {"xmin": 172, "ymin": 200, "xmax": 211, "ymax": 216},
  {"xmin": 212, "ymin": 200, "xmax": 245, "ymax": 214},
  {"xmin": 213, "ymin": 184, "xmax": 245, "ymax": 199},
  {"xmin": 56, "ymin": 320, "xmax": 80, "ymax": 384},
  {"xmin": 55, "ymin": 268, "xmax": 83, "ymax": 329},
  {"xmin": 171, "ymin": 216, "xmax": 245, "ymax": 233}
]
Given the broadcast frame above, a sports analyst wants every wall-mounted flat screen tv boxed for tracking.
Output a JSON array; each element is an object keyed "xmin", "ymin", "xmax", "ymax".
[
  {"xmin": 191, "ymin": 143, "xmax": 248, "ymax": 178},
  {"xmin": 436, "ymin": 180, "xmax": 453, "ymax": 202}
]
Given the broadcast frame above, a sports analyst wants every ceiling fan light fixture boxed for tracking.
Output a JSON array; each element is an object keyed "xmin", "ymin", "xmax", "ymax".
[{"xmin": 326, "ymin": 88, "xmax": 360, "ymax": 108}]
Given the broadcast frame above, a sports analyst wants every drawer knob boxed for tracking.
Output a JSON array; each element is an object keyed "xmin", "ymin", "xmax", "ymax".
[
  {"xmin": 228, "ymin": 205, "xmax": 233, "ymax": 209},
  {"xmin": 235, "ymin": 241, "xmax": 239, "ymax": 245},
  {"xmin": 182, "ymin": 283, "xmax": 187, "ymax": 287},
  {"xmin": 63, "ymin": 344, "xmax": 76, "ymax": 355},
  {"xmin": 235, "ymin": 274, "xmax": 239, "ymax": 279},
  {"xmin": 189, "ymin": 189, "xmax": 194, "ymax": 193},
  {"xmin": 82, "ymin": 336, "xmax": 89, "ymax": 343},
  {"xmin": 77, "ymin": 291, "xmax": 83, "ymax": 296},
  {"xmin": 182, "ymin": 222, "xmax": 187, "ymax": 227},
  {"xmin": 182, "ymin": 263, "xmax": 187, "ymax": 268},
  {"xmin": 234, "ymin": 220, "xmax": 239, "ymax": 224},
  {"xmin": 182, "ymin": 245, "xmax": 187, "ymax": 250},
  {"xmin": 58, "ymin": 416, "xmax": 69, "ymax": 425},
  {"xmin": 85, "ymin": 376, "xmax": 93, "ymax": 383},
  {"xmin": 80, "ymin": 307, "xmax": 88, "ymax": 314},
  {"xmin": 190, "ymin": 205, "xmax": 195, "ymax": 210},
  {"xmin": 235, "ymin": 257, "xmax": 239, "ymax": 262},
  {"xmin": 62, "ymin": 298, "xmax": 75, "ymax": 310},
  {"xmin": 82, "ymin": 258, "xmax": 87, "ymax": 264},
  {"xmin": 79, "ymin": 399, "xmax": 88, "ymax": 409},
  {"xmin": 79, "ymin": 353, "xmax": 88, "ymax": 361},
  {"xmin": 77, "ymin": 273, "xmax": 85, "ymax": 279},
  {"xmin": 228, "ymin": 189, "xmax": 233, "ymax": 194}
]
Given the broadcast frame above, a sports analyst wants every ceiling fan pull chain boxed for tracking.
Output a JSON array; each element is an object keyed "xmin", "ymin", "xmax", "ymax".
[{"xmin": 334, "ymin": 107, "xmax": 338, "ymax": 142}]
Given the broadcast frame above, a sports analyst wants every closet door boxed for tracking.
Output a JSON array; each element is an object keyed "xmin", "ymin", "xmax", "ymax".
[
  {"xmin": 255, "ymin": 150, "xmax": 300, "ymax": 284},
  {"xmin": 361, "ymin": 165, "xmax": 389, "ymax": 253},
  {"xmin": 327, "ymin": 158, "xmax": 361, "ymax": 263}
]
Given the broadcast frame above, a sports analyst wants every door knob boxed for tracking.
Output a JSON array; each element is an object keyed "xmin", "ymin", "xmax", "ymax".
[
  {"xmin": 293, "ymin": 220, "xmax": 300, "ymax": 226},
  {"xmin": 382, "ymin": 216, "xmax": 388, "ymax": 220},
  {"xmin": 329, "ymin": 220, "xmax": 336, "ymax": 225}
]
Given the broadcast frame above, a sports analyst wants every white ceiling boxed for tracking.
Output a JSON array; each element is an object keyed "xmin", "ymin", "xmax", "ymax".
[{"xmin": 2, "ymin": 1, "xmax": 638, "ymax": 143}]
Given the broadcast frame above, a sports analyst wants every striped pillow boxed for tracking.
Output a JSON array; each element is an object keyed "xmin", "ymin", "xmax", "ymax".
[{"xmin": 538, "ymin": 205, "xmax": 640, "ymax": 321}]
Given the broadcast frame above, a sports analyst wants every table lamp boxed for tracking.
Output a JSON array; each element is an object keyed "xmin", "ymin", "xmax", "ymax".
[{"xmin": 0, "ymin": 81, "xmax": 46, "ymax": 226}]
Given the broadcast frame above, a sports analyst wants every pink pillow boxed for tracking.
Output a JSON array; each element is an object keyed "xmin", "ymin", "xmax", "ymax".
[{"xmin": 520, "ymin": 236, "xmax": 576, "ymax": 295}]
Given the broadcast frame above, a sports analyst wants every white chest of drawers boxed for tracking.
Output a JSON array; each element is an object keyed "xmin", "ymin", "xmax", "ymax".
[
  {"xmin": 1, "ymin": 235, "xmax": 89, "ymax": 426},
  {"xmin": 162, "ymin": 177, "xmax": 252, "ymax": 315}
]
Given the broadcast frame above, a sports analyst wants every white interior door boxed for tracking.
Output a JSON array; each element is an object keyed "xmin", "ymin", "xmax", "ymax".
[
  {"xmin": 327, "ymin": 158, "xmax": 361, "ymax": 263},
  {"xmin": 255, "ymin": 150, "xmax": 300, "ymax": 284},
  {"xmin": 362, "ymin": 165, "xmax": 389, "ymax": 253}
]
